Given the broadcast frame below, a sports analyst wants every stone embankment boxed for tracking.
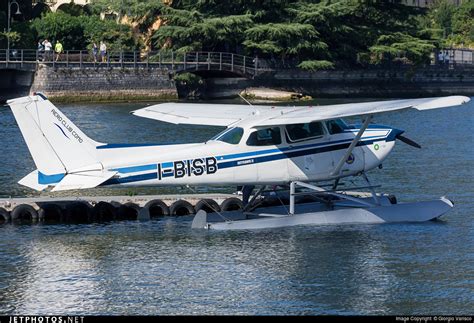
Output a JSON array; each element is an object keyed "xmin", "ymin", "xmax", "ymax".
[
  {"xmin": 255, "ymin": 67, "xmax": 474, "ymax": 98},
  {"xmin": 30, "ymin": 64, "xmax": 178, "ymax": 102},
  {"xmin": 2, "ymin": 64, "xmax": 473, "ymax": 103}
]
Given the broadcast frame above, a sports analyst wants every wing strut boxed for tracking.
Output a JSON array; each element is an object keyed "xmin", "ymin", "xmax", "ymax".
[{"xmin": 331, "ymin": 115, "xmax": 373, "ymax": 177}]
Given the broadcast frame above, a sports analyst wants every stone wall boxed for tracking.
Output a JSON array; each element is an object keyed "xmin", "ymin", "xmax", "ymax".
[
  {"xmin": 30, "ymin": 64, "xmax": 178, "ymax": 102},
  {"xmin": 0, "ymin": 69, "xmax": 35, "ymax": 103},
  {"xmin": 255, "ymin": 67, "xmax": 474, "ymax": 98}
]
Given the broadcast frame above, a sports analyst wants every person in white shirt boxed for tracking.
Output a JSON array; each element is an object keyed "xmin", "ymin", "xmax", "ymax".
[
  {"xmin": 100, "ymin": 41, "xmax": 107, "ymax": 63},
  {"xmin": 42, "ymin": 39, "xmax": 52, "ymax": 61}
]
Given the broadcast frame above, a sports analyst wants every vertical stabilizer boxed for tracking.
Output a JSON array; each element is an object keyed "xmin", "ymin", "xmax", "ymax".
[{"xmin": 7, "ymin": 93, "xmax": 105, "ymax": 183}]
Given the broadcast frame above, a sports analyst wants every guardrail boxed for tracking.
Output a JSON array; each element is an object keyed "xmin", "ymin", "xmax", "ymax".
[
  {"xmin": 0, "ymin": 49, "xmax": 265, "ymax": 76},
  {"xmin": 434, "ymin": 48, "xmax": 474, "ymax": 67},
  {"xmin": 0, "ymin": 48, "xmax": 472, "ymax": 73}
]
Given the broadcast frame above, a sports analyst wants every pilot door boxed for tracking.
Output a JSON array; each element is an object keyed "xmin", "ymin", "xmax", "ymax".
[{"xmin": 285, "ymin": 122, "xmax": 336, "ymax": 181}]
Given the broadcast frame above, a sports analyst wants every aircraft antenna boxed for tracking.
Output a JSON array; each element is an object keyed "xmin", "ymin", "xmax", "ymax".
[{"xmin": 238, "ymin": 93, "xmax": 263, "ymax": 115}]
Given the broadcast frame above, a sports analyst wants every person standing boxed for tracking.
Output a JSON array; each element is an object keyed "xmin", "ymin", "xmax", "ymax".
[
  {"xmin": 37, "ymin": 40, "xmax": 44, "ymax": 61},
  {"xmin": 42, "ymin": 39, "xmax": 52, "ymax": 61},
  {"xmin": 92, "ymin": 42, "xmax": 98, "ymax": 63},
  {"xmin": 100, "ymin": 41, "xmax": 107, "ymax": 63},
  {"xmin": 54, "ymin": 40, "xmax": 63, "ymax": 62}
]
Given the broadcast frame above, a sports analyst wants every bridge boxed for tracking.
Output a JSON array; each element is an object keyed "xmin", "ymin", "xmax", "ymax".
[
  {"xmin": 0, "ymin": 49, "xmax": 268, "ymax": 78},
  {"xmin": 1, "ymin": 48, "xmax": 472, "ymax": 103},
  {"xmin": 2, "ymin": 48, "xmax": 473, "ymax": 75}
]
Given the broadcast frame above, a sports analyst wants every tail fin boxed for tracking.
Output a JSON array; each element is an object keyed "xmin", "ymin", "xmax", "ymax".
[{"xmin": 7, "ymin": 93, "xmax": 115, "ymax": 191}]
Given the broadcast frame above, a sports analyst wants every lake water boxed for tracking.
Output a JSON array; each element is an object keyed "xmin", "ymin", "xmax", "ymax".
[{"xmin": 0, "ymin": 97, "xmax": 472, "ymax": 315}]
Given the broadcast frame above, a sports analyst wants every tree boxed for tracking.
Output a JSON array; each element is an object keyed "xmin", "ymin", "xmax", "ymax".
[
  {"xmin": 449, "ymin": 1, "xmax": 474, "ymax": 47},
  {"xmin": 31, "ymin": 11, "xmax": 86, "ymax": 49},
  {"xmin": 243, "ymin": 23, "xmax": 327, "ymax": 59},
  {"xmin": 290, "ymin": 0, "xmax": 427, "ymax": 66},
  {"xmin": 428, "ymin": 0, "xmax": 456, "ymax": 38},
  {"xmin": 151, "ymin": 5, "xmax": 253, "ymax": 52},
  {"xmin": 31, "ymin": 11, "xmax": 138, "ymax": 51},
  {"xmin": 369, "ymin": 32, "xmax": 435, "ymax": 66}
]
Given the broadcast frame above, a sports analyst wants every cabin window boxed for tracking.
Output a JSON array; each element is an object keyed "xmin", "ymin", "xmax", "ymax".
[
  {"xmin": 326, "ymin": 119, "xmax": 348, "ymax": 135},
  {"xmin": 246, "ymin": 127, "xmax": 281, "ymax": 146},
  {"xmin": 212, "ymin": 127, "xmax": 244, "ymax": 145},
  {"xmin": 285, "ymin": 122, "xmax": 324, "ymax": 142}
]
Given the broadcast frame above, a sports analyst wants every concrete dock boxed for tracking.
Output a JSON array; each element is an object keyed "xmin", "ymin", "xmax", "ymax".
[{"xmin": 0, "ymin": 193, "xmax": 244, "ymax": 223}]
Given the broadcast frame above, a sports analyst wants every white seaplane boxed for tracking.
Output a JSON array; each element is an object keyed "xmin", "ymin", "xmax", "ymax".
[{"xmin": 6, "ymin": 93, "xmax": 470, "ymax": 230}]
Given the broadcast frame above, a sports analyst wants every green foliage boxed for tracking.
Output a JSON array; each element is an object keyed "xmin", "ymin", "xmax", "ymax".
[
  {"xmin": 297, "ymin": 60, "xmax": 335, "ymax": 71},
  {"xmin": 149, "ymin": 0, "xmax": 436, "ymax": 67},
  {"xmin": 0, "ymin": 31, "xmax": 20, "ymax": 45},
  {"xmin": 290, "ymin": 0, "xmax": 425, "ymax": 65},
  {"xmin": 243, "ymin": 23, "xmax": 326, "ymax": 57},
  {"xmin": 422, "ymin": 0, "xmax": 473, "ymax": 47},
  {"xmin": 174, "ymin": 72, "xmax": 203, "ymax": 86},
  {"xmin": 31, "ymin": 11, "xmax": 86, "ymax": 48},
  {"xmin": 9, "ymin": 0, "xmax": 471, "ymax": 69},
  {"xmin": 449, "ymin": 1, "xmax": 474, "ymax": 47},
  {"xmin": 31, "ymin": 11, "xmax": 138, "ymax": 51},
  {"xmin": 428, "ymin": 0, "xmax": 456, "ymax": 37},
  {"xmin": 369, "ymin": 33, "xmax": 435, "ymax": 65},
  {"xmin": 152, "ymin": 5, "xmax": 254, "ymax": 52},
  {"xmin": 57, "ymin": 2, "xmax": 87, "ymax": 17}
]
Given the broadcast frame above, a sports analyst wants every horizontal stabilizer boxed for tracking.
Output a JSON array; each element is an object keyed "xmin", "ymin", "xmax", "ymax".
[
  {"xmin": 51, "ymin": 170, "xmax": 117, "ymax": 192},
  {"xmin": 18, "ymin": 170, "xmax": 50, "ymax": 191}
]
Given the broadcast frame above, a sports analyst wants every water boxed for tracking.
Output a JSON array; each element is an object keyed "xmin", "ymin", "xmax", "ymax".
[{"xmin": 0, "ymin": 97, "xmax": 473, "ymax": 315}]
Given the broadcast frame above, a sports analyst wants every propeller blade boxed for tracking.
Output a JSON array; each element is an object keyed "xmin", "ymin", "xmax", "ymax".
[{"xmin": 396, "ymin": 134, "xmax": 421, "ymax": 149}]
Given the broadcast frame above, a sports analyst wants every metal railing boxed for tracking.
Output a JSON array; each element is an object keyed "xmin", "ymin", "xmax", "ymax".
[
  {"xmin": 433, "ymin": 48, "xmax": 474, "ymax": 67},
  {"xmin": 1, "ymin": 48, "xmax": 472, "ymax": 73},
  {"xmin": 0, "ymin": 49, "xmax": 265, "ymax": 76}
]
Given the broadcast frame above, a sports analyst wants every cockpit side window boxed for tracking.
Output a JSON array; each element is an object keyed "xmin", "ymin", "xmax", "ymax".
[
  {"xmin": 246, "ymin": 127, "xmax": 282, "ymax": 146},
  {"xmin": 211, "ymin": 127, "xmax": 244, "ymax": 145},
  {"xmin": 326, "ymin": 119, "xmax": 348, "ymax": 135},
  {"xmin": 285, "ymin": 122, "xmax": 324, "ymax": 142}
]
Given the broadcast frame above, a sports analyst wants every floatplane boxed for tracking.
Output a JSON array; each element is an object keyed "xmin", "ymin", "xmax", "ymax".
[{"xmin": 7, "ymin": 93, "xmax": 470, "ymax": 230}]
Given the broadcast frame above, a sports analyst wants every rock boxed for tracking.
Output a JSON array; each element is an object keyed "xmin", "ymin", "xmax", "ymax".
[{"xmin": 240, "ymin": 87, "xmax": 311, "ymax": 102}]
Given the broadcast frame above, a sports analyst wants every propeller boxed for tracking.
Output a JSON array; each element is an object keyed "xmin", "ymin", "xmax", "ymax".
[{"xmin": 396, "ymin": 134, "xmax": 421, "ymax": 149}]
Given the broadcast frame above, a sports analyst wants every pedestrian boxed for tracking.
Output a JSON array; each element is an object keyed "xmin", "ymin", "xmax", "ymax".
[
  {"xmin": 437, "ymin": 51, "xmax": 444, "ymax": 66},
  {"xmin": 54, "ymin": 40, "xmax": 63, "ymax": 62},
  {"xmin": 42, "ymin": 39, "xmax": 52, "ymax": 61},
  {"xmin": 92, "ymin": 42, "xmax": 98, "ymax": 63},
  {"xmin": 444, "ymin": 50, "xmax": 450, "ymax": 66},
  {"xmin": 37, "ymin": 40, "xmax": 44, "ymax": 61},
  {"xmin": 100, "ymin": 41, "xmax": 107, "ymax": 63}
]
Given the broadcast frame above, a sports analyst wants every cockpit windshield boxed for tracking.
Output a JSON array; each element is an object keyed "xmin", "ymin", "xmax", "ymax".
[
  {"xmin": 210, "ymin": 127, "xmax": 244, "ymax": 145},
  {"xmin": 325, "ymin": 119, "xmax": 350, "ymax": 134}
]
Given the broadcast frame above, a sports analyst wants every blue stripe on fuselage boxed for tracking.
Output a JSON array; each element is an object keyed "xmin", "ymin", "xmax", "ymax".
[
  {"xmin": 217, "ymin": 137, "xmax": 379, "ymax": 169},
  {"xmin": 102, "ymin": 133, "xmax": 395, "ymax": 186},
  {"xmin": 111, "ymin": 164, "xmax": 157, "ymax": 173}
]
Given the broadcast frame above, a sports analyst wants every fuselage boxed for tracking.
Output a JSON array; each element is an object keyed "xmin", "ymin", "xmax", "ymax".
[{"xmin": 95, "ymin": 119, "xmax": 401, "ymax": 187}]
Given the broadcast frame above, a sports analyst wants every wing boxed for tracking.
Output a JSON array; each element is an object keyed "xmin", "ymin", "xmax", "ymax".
[
  {"xmin": 131, "ymin": 102, "xmax": 271, "ymax": 126},
  {"xmin": 131, "ymin": 96, "xmax": 470, "ymax": 127},
  {"xmin": 256, "ymin": 96, "xmax": 471, "ymax": 127}
]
